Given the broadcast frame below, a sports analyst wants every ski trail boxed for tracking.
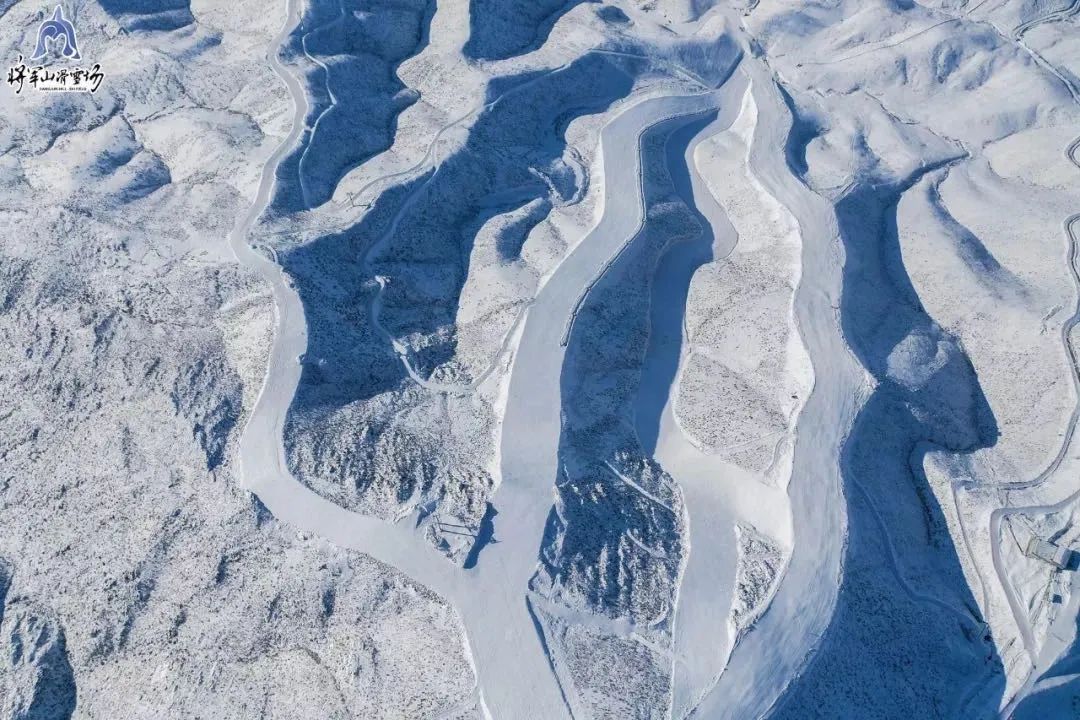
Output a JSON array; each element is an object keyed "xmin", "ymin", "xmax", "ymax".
[{"xmin": 228, "ymin": 3, "xmax": 748, "ymax": 714}]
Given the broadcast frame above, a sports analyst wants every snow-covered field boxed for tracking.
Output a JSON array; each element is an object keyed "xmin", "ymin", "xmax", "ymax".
[{"xmin": 2, "ymin": 0, "xmax": 1079, "ymax": 717}]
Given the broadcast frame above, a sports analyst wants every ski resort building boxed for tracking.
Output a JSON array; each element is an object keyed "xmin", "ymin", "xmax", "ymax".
[{"xmin": 1025, "ymin": 537, "xmax": 1074, "ymax": 570}]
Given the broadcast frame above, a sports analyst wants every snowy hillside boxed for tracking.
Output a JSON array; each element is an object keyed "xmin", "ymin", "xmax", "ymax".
[{"xmin": 1, "ymin": 0, "xmax": 1078, "ymax": 717}]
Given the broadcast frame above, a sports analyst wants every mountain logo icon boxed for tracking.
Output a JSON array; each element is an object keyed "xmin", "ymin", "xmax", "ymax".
[{"xmin": 30, "ymin": 5, "xmax": 81, "ymax": 61}]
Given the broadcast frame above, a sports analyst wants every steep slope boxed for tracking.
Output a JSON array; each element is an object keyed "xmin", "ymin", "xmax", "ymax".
[
  {"xmin": 0, "ymin": 1, "xmax": 479, "ymax": 716},
  {"xmin": 733, "ymin": 0, "xmax": 1080, "ymax": 716},
  {"xmin": 5, "ymin": 0, "xmax": 1079, "ymax": 717},
  {"xmin": 270, "ymin": 0, "xmax": 435, "ymax": 211}
]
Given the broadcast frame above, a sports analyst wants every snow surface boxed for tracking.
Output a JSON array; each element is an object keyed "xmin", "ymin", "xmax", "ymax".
[{"xmin": 3, "ymin": 0, "xmax": 1080, "ymax": 717}]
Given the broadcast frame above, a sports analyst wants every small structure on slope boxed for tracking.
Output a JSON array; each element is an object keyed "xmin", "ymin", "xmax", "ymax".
[{"xmin": 1025, "ymin": 537, "xmax": 1075, "ymax": 570}]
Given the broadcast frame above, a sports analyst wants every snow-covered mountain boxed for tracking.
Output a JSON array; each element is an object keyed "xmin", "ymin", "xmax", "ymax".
[{"xmin": 1, "ymin": 0, "xmax": 1078, "ymax": 717}]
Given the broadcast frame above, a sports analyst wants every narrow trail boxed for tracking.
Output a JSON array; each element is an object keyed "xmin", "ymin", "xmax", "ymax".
[
  {"xmin": 850, "ymin": 473, "xmax": 982, "ymax": 624},
  {"xmin": 1013, "ymin": 0, "xmax": 1080, "ymax": 39},
  {"xmin": 254, "ymin": 46, "xmax": 712, "ymax": 238},
  {"xmin": 625, "ymin": 72, "xmax": 798, "ymax": 719},
  {"xmin": 717, "ymin": 5, "xmax": 1078, "ymax": 717},
  {"xmin": 496, "ymin": 87, "xmax": 742, "ymax": 714},
  {"xmin": 1012, "ymin": 12, "xmax": 1080, "ymax": 105},
  {"xmin": 229, "ymin": 1, "xmax": 561, "ymax": 716},
  {"xmin": 295, "ymin": 0, "xmax": 350, "ymax": 210},
  {"xmin": 971, "ymin": 113, "xmax": 1080, "ymax": 716},
  {"xmin": 977, "ymin": 26, "xmax": 1080, "ymax": 687},
  {"xmin": 369, "ymin": 275, "xmax": 531, "ymax": 396},
  {"xmin": 887, "ymin": 7, "xmax": 1080, "ymax": 709},
  {"xmin": 987, "ymin": 212, "xmax": 1080, "ymax": 666},
  {"xmin": 291, "ymin": 46, "xmax": 713, "ymax": 395},
  {"xmin": 550, "ymin": 71, "xmax": 762, "ymax": 719}
]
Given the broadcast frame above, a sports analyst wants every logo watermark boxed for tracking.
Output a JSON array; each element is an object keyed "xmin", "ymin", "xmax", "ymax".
[{"xmin": 6, "ymin": 5, "xmax": 104, "ymax": 94}]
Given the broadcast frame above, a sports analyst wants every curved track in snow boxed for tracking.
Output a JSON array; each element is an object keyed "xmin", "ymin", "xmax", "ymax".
[
  {"xmin": 229, "ymin": 2, "xmax": 559, "ymax": 716},
  {"xmin": 228, "ymin": 2, "xmax": 762, "ymax": 715},
  {"xmin": 627, "ymin": 72, "xmax": 799, "ymax": 718},
  {"xmin": 1013, "ymin": 0, "xmax": 1080, "ymax": 40},
  {"xmin": 989, "ymin": 212, "xmax": 1080, "ymax": 714},
  {"xmin": 976, "ymin": 126, "xmax": 1080, "ymax": 715},
  {"xmin": 686, "ymin": 59, "xmax": 856, "ymax": 720}
]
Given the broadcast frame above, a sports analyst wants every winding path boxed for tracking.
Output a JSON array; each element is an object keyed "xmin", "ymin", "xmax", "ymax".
[
  {"xmin": 688, "ymin": 57, "xmax": 856, "ymax": 720},
  {"xmin": 974, "ymin": 27, "xmax": 1080, "ymax": 703},
  {"xmin": 988, "ymin": 211, "xmax": 1080, "ymax": 717},
  {"xmin": 1013, "ymin": 0, "xmax": 1080, "ymax": 40},
  {"xmin": 625, "ymin": 72, "xmax": 797, "ymax": 718},
  {"xmin": 988, "ymin": 213, "xmax": 1080, "ymax": 651},
  {"xmin": 228, "ymin": 1, "xmax": 763, "ymax": 715}
]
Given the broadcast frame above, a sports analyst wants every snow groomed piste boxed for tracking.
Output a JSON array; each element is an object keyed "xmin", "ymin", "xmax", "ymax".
[
  {"xmin": 7, "ymin": 0, "xmax": 1080, "ymax": 715},
  {"xmin": 230, "ymin": 1, "xmax": 799, "ymax": 715},
  {"xmin": 228, "ymin": 0, "xmax": 1080, "ymax": 717}
]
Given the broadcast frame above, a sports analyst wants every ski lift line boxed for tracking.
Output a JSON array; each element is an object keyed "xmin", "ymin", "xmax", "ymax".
[
  {"xmin": 601, "ymin": 460, "xmax": 679, "ymax": 516},
  {"xmin": 434, "ymin": 520, "xmax": 475, "ymax": 530},
  {"xmin": 437, "ymin": 528, "xmax": 479, "ymax": 538},
  {"xmin": 625, "ymin": 528, "xmax": 668, "ymax": 559}
]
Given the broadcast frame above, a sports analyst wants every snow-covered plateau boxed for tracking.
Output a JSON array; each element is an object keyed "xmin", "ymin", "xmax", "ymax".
[{"xmin": 1, "ymin": 0, "xmax": 1078, "ymax": 717}]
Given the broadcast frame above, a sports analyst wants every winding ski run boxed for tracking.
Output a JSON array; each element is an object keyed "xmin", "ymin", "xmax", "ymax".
[{"xmin": 226, "ymin": 1, "xmax": 840, "ymax": 716}]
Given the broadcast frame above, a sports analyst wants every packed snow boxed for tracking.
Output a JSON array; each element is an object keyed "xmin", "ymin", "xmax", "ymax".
[{"xmin": 2, "ymin": 0, "xmax": 1079, "ymax": 717}]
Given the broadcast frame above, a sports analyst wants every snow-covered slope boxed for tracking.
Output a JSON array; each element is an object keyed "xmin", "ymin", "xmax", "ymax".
[
  {"xmin": 0, "ymin": 1, "xmax": 476, "ymax": 716},
  {"xmin": 3, "ymin": 0, "xmax": 1079, "ymax": 717}
]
